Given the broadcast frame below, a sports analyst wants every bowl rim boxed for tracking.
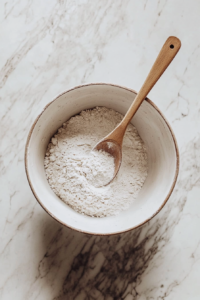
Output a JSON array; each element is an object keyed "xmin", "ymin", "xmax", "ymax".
[{"xmin": 25, "ymin": 83, "xmax": 179, "ymax": 235}]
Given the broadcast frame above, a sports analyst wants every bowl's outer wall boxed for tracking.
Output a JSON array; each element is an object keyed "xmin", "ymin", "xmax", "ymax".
[{"xmin": 25, "ymin": 83, "xmax": 179, "ymax": 235}]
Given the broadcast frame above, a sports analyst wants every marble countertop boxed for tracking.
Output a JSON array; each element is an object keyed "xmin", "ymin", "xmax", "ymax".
[{"xmin": 0, "ymin": 0, "xmax": 200, "ymax": 299}]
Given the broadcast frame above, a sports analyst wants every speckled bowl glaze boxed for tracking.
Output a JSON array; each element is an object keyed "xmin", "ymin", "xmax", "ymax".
[{"xmin": 25, "ymin": 83, "xmax": 179, "ymax": 235}]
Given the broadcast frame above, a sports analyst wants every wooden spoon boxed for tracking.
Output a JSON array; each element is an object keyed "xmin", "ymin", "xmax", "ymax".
[{"xmin": 93, "ymin": 36, "xmax": 181, "ymax": 186}]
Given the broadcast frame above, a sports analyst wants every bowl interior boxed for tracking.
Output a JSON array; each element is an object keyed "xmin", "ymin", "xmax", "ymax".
[{"xmin": 26, "ymin": 84, "xmax": 178, "ymax": 235}]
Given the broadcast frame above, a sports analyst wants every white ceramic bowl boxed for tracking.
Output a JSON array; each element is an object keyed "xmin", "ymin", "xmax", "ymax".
[{"xmin": 25, "ymin": 83, "xmax": 179, "ymax": 235}]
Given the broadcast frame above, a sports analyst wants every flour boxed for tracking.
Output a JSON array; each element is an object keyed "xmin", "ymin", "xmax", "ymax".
[
  {"xmin": 44, "ymin": 107, "xmax": 148, "ymax": 217},
  {"xmin": 83, "ymin": 150, "xmax": 115, "ymax": 187}
]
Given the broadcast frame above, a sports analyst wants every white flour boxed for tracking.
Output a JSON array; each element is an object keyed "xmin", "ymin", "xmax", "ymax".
[
  {"xmin": 83, "ymin": 149, "xmax": 115, "ymax": 188},
  {"xmin": 44, "ymin": 107, "xmax": 148, "ymax": 217}
]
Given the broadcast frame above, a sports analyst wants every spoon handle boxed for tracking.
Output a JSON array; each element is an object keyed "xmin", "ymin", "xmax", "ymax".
[
  {"xmin": 107, "ymin": 36, "xmax": 181, "ymax": 145},
  {"xmin": 123, "ymin": 36, "xmax": 181, "ymax": 126}
]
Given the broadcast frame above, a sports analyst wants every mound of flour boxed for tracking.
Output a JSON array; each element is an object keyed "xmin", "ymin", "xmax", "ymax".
[
  {"xmin": 44, "ymin": 107, "xmax": 148, "ymax": 217},
  {"xmin": 83, "ymin": 149, "xmax": 115, "ymax": 187}
]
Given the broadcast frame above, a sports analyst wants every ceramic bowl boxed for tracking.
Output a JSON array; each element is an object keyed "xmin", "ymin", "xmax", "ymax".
[{"xmin": 25, "ymin": 83, "xmax": 179, "ymax": 235}]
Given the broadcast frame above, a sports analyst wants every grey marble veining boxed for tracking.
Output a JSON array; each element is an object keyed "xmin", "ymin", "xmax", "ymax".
[{"xmin": 0, "ymin": 0, "xmax": 200, "ymax": 299}]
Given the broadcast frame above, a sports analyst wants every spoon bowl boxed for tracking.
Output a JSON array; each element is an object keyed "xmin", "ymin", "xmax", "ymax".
[{"xmin": 93, "ymin": 140, "xmax": 122, "ymax": 185}]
